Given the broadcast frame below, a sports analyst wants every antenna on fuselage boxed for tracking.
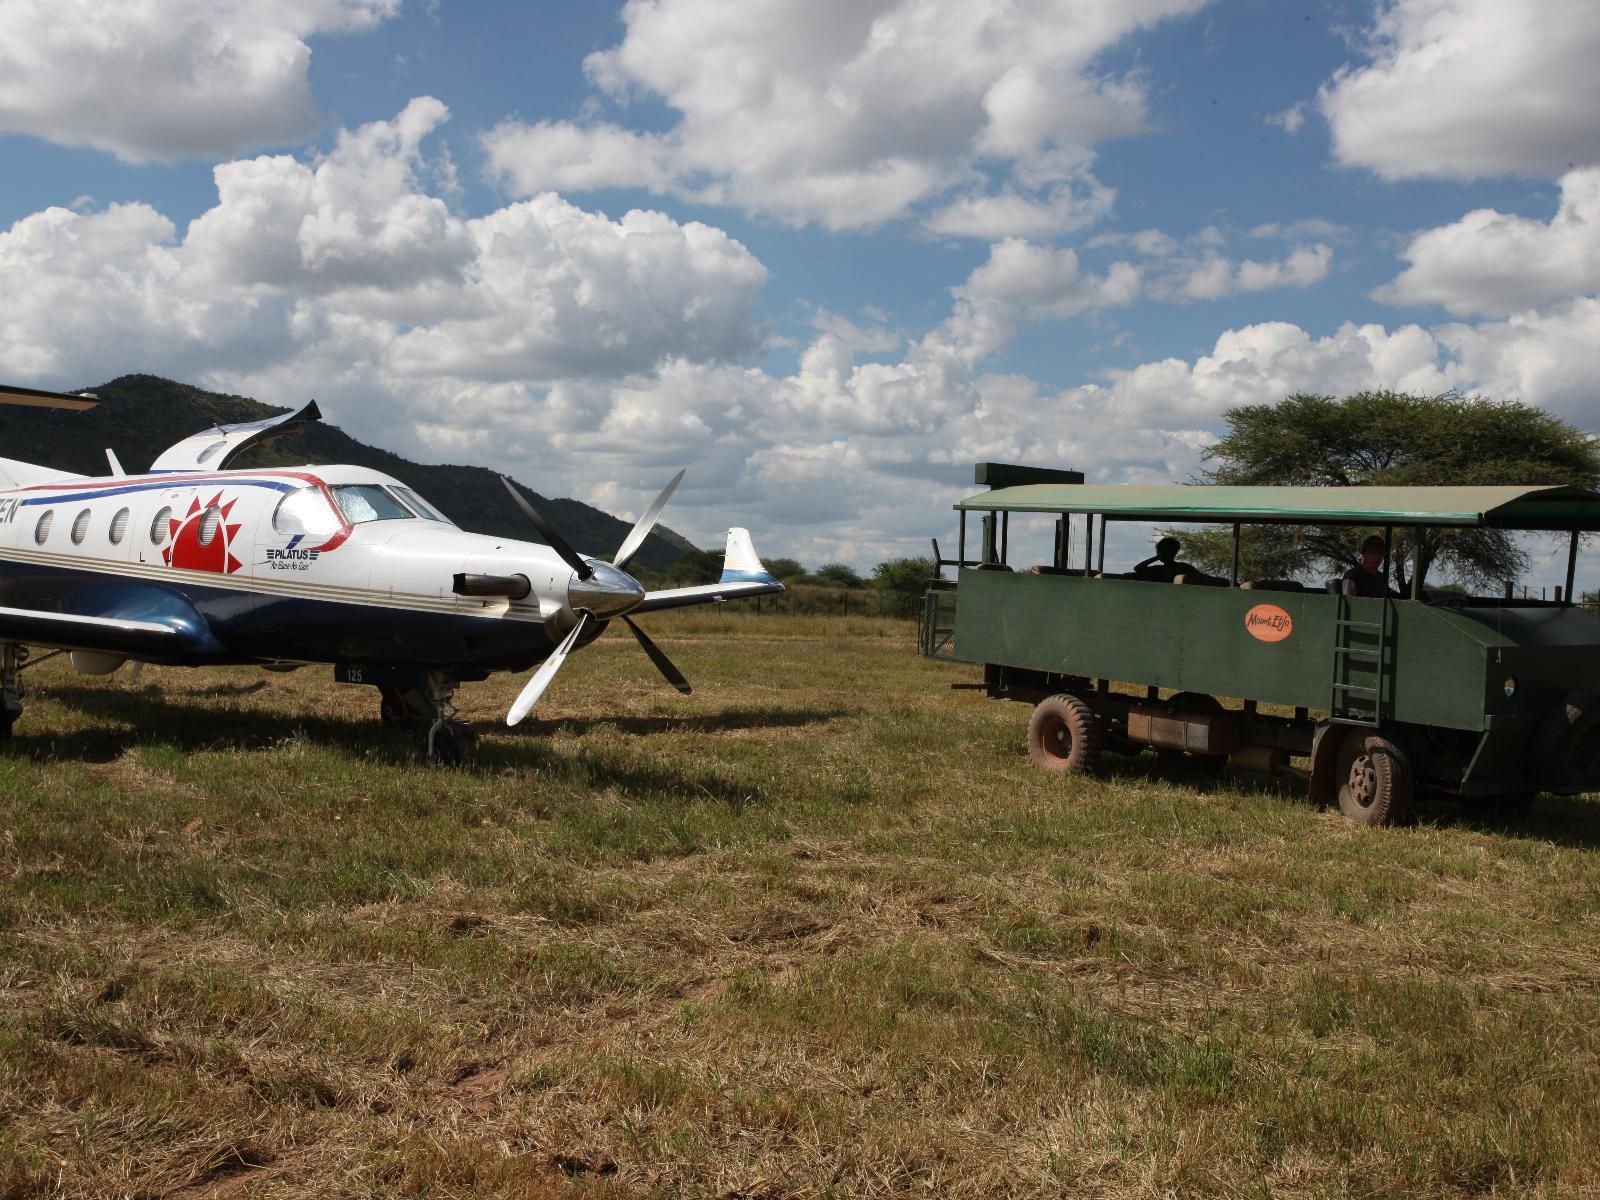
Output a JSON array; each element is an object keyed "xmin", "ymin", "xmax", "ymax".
[{"xmin": 106, "ymin": 449, "xmax": 126, "ymax": 477}]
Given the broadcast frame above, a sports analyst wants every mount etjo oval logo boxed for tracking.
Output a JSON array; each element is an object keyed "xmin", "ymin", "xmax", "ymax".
[{"xmin": 1245, "ymin": 603, "xmax": 1293, "ymax": 643}]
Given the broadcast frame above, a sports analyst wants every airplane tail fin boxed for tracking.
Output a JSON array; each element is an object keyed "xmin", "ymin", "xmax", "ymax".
[
  {"xmin": 719, "ymin": 526, "xmax": 779, "ymax": 585},
  {"xmin": 0, "ymin": 456, "xmax": 85, "ymax": 490},
  {"xmin": 631, "ymin": 527, "xmax": 785, "ymax": 614}
]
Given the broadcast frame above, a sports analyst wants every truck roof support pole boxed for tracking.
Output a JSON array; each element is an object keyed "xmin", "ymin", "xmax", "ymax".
[
  {"xmin": 1411, "ymin": 529, "xmax": 1424, "ymax": 600},
  {"xmin": 1230, "ymin": 522, "xmax": 1241, "ymax": 586},
  {"xmin": 958, "ymin": 511, "xmax": 966, "ymax": 568},
  {"xmin": 1565, "ymin": 529, "xmax": 1579, "ymax": 606},
  {"xmin": 1382, "ymin": 525, "xmax": 1393, "ymax": 592},
  {"xmin": 1096, "ymin": 516, "xmax": 1107, "ymax": 575},
  {"xmin": 1085, "ymin": 513, "xmax": 1095, "ymax": 575}
]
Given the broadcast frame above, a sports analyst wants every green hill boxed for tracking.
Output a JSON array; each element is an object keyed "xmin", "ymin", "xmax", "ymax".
[{"xmin": 0, "ymin": 375, "xmax": 692, "ymax": 571}]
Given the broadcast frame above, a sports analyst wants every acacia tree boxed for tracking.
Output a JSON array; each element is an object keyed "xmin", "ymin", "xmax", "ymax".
[
  {"xmin": 1176, "ymin": 390, "xmax": 1600, "ymax": 591},
  {"xmin": 872, "ymin": 556, "xmax": 935, "ymax": 617}
]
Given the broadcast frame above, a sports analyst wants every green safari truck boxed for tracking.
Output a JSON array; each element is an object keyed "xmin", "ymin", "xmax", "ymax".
[{"xmin": 924, "ymin": 465, "xmax": 1600, "ymax": 824}]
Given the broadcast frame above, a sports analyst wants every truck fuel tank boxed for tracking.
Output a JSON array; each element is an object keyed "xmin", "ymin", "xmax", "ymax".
[{"xmin": 1126, "ymin": 703, "xmax": 1240, "ymax": 756}]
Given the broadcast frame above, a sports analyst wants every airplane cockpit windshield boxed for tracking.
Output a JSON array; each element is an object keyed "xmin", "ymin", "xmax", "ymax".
[
  {"xmin": 390, "ymin": 486, "xmax": 450, "ymax": 522},
  {"xmin": 331, "ymin": 485, "xmax": 412, "ymax": 525},
  {"xmin": 271, "ymin": 484, "xmax": 455, "ymax": 536}
]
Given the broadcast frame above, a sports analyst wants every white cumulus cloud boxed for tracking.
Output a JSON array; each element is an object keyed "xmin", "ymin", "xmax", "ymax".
[
  {"xmin": 0, "ymin": 0, "xmax": 399, "ymax": 163},
  {"xmin": 1376, "ymin": 168, "xmax": 1600, "ymax": 316},
  {"xmin": 1320, "ymin": 0, "xmax": 1600, "ymax": 181},
  {"xmin": 482, "ymin": 0, "xmax": 1209, "ymax": 232},
  {"xmin": 0, "ymin": 99, "xmax": 770, "ymax": 430}
]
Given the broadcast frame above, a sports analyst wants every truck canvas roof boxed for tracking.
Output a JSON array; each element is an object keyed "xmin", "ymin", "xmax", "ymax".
[{"xmin": 955, "ymin": 483, "xmax": 1600, "ymax": 531}]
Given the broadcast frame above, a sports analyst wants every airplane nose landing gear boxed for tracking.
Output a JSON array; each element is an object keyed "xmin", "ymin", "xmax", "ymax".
[
  {"xmin": 337, "ymin": 664, "xmax": 478, "ymax": 765},
  {"xmin": 421, "ymin": 672, "xmax": 477, "ymax": 767}
]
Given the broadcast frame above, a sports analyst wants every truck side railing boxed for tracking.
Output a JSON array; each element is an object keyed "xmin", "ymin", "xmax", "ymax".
[{"xmin": 920, "ymin": 581, "xmax": 960, "ymax": 660}]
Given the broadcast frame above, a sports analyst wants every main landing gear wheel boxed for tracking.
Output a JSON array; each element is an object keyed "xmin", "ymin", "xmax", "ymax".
[
  {"xmin": 1335, "ymin": 730, "xmax": 1412, "ymax": 826},
  {"xmin": 1, "ymin": 643, "xmax": 24, "ymax": 741},
  {"xmin": 1027, "ymin": 694, "xmax": 1102, "ymax": 775},
  {"xmin": 379, "ymin": 685, "xmax": 432, "ymax": 730}
]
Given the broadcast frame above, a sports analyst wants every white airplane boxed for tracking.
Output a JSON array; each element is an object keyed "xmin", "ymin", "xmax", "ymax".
[{"xmin": 0, "ymin": 383, "xmax": 783, "ymax": 762}]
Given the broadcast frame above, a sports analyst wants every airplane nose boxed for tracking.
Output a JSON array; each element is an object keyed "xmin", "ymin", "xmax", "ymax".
[{"xmin": 567, "ymin": 560, "xmax": 645, "ymax": 618}]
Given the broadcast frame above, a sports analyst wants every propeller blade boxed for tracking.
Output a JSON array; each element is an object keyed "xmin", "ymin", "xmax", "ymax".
[
  {"xmin": 501, "ymin": 476, "xmax": 593, "ymax": 581},
  {"xmin": 622, "ymin": 615, "xmax": 692, "ymax": 694},
  {"xmin": 612, "ymin": 469, "xmax": 685, "ymax": 573},
  {"xmin": 507, "ymin": 612, "xmax": 592, "ymax": 726}
]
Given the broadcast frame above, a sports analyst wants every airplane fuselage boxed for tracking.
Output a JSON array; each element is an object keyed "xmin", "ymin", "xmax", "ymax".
[{"xmin": 0, "ymin": 463, "xmax": 580, "ymax": 673}]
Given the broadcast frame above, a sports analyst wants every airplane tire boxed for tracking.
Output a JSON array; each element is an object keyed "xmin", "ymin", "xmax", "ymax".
[
  {"xmin": 427, "ymin": 721, "xmax": 477, "ymax": 767},
  {"xmin": 1335, "ymin": 730, "xmax": 1412, "ymax": 826},
  {"xmin": 1531, "ymin": 686, "xmax": 1600, "ymax": 793},
  {"xmin": 1027, "ymin": 694, "xmax": 1101, "ymax": 775}
]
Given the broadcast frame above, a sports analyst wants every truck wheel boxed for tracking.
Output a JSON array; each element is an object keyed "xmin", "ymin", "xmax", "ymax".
[
  {"xmin": 1531, "ymin": 686, "xmax": 1600, "ymax": 793},
  {"xmin": 1335, "ymin": 731, "xmax": 1412, "ymax": 826},
  {"xmin": 1027, "ymin": 694, "xmax": 1101, "ymax": 775}
]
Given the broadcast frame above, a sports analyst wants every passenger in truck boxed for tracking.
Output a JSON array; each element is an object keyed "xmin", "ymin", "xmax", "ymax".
[{"xmin": 1132, "ymin": 536, "xmax": 1200, "ymax": 583}]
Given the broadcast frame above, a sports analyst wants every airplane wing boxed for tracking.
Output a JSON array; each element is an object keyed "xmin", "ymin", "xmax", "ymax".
[
  {"xmin": 0, "ymin": 384, "xmax": 98, "ymax": 488},
  {"xmin": 0, "ymin": 607, "xmax": 189, "ymax": 656},
  {"xmin": 0, "ymin": 383, "xmax": 98, "ymax": 411},
  {"xmin": 631, "ymin": 578, "xmax": 786, "ymax": 613},
  {"xmin": 632, "ymin": 527, "xmax": 785, "ymax": 613},
  {"xmin": 149, "ymin": 400, "xmax": 322, "ymax": 473}
]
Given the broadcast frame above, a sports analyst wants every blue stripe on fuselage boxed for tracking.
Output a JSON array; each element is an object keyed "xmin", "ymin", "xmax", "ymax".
[{"xmin": 14, "ymin": 478, "xmax": 299, "ymax": 506}]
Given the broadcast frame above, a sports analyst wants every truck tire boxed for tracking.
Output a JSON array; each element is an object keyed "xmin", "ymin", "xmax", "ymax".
[
  {"xmin": 1027, "ymin": 694, "xmax": 1101, "ymax": 775},
  {"xmin": 1531, "ymin": 686, "xmax": 1600, "ymax": 793},
  {"xmin": 1335, "ymin": 730, "xmax": 1412, "ymax": 826}
]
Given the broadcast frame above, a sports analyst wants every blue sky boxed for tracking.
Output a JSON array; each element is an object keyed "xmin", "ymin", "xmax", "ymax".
[{"xmin": 2, "ymin": 0, "xmax": 1598, "ymax": 588}]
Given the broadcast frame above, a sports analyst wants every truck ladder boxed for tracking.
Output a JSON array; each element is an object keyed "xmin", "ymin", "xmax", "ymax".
[{"xmin": 1330, "ymin": 596, "xmax": 1392, "ymax": 726}]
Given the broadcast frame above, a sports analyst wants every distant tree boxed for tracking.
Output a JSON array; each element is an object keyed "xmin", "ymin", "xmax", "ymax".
[
  {"xmin": 672, "ymin": 547, "xmax": 723, "ymax": 585},
  {"xmin": 812, "ymin": 562, "xmax": 866, "ymax": 589},
  {"xmin": 763, "ymin": 557, "xmax": 806, "ymax": 581},
  {"xmin": 872, "ymin": 556, "xmax": 935, "ymax": 617},
  {"xmin": 1175, "ymin": 390, "xmax": 1600, "ymax": 592}
]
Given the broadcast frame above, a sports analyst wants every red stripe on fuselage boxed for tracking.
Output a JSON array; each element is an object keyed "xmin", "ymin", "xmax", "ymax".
[
  {"xmin": 1, "ymin": 468, "xmax": 356, "ymax": 553},
  {"xmin": 7, "ymin": 469, "xmax": 331, "ymax": 495}
]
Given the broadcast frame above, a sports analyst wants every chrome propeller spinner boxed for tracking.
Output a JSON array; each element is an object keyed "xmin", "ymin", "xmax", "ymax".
[{"xmin": 499, "ymin": 471, "xmax": 689, "ymax": 726}]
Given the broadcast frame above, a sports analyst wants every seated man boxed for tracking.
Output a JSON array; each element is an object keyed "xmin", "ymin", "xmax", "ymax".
[
  {"xmin": 1132, "ymin": 536, "xmax": 1200, "ymax": 583},
  {"xmin": 1342, "ymin": 535, "xmax": 1400, "ymax": 598}
]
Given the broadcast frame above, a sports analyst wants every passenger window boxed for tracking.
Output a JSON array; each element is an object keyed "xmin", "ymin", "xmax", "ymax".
[
  {"xmin": 70, "ymin": 509, "xmax": 90, "ymax": 545},
  {"xmin": 109, "ymin": 508, "xmax": 129, "ymax": 545},
  {"xmin": 273, "ymin": 488, "xmax": 342, "ymax": 538},
  {"xmin": 150, "ymin": 507, "xmax": 172, "ymax": 545},
  {"xmin": 33, "ymin": 510, "xmax": 52, "ymax": 544},
  {"xmin": 198, "ymin": 506, "xmax": 221, "ymax": 546}
]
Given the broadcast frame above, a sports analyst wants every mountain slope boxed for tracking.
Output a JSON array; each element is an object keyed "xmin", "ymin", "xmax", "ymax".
[{"xmin": 0, "ymin": 375, "xmax": 691, "ymax": 570}]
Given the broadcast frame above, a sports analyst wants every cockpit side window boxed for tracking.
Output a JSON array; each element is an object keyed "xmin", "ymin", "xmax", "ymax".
[
  {"xmin": 272, "ymin": 487, "xmax": 343, "ymax": 537},
  {"xmin": 390, "ymin": 486, "xmax": 450, "ymax": 523},
  {"xmin": 332, "ymin": 484, "xmax": 413, "ymax": 525}
]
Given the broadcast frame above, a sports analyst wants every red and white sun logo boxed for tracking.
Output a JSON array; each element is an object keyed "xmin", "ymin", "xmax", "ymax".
[{"xmin": 164, "ymin": 493, "xmax": 244, "ymax": 574}]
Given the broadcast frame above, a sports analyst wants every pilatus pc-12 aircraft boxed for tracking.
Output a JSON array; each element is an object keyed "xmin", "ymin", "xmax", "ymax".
[{"xmin": 0, "ymin": 383, "xmax": 783, "ymax": 762}]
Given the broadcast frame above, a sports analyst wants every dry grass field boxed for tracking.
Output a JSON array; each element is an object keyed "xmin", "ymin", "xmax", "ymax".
[{"xmin": 3, "ymin": 609, "xmax": 1600, "ymax": 1198}]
